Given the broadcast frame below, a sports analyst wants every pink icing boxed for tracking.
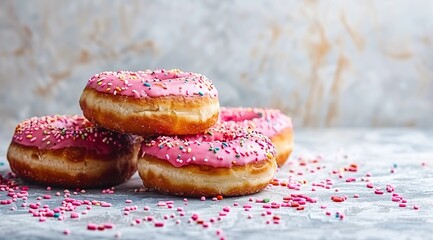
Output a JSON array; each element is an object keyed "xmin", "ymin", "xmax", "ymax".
[
  {"xmin": 141, "ymin": 124, "xmax": 276, "ymax": 168},
  {"xmin": 12, "ymin": 115, "xmax": 132, "ymax": 155},
  {"xmin": 220, "ymin": 107, "xmax": 292, "ymax": 138},
  {"xmin": 85, "ymin": 69, "xmax": 218, "ymax": 98}
]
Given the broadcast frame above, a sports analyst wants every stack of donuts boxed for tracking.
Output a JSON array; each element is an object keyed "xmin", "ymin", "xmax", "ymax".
[{"xmin": 7, "ymin": 69, "xmax": 293, "ymax": 197}]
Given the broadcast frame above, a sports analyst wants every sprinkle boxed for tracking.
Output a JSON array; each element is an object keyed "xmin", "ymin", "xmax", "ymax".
[
  {"xmin": 198, "ymin": 91, "xmax": 204, "ymax": 96},
  {"xmin": 143, "ymin": 82, "xmax": 152, "ymax": 87},
  {"xmin": 87, "ymin": 223, "xmax": 97, "ymax": 230}
]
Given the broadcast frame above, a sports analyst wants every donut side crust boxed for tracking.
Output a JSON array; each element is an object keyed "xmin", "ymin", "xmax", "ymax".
[
  {"xmin": 7, "ymin": 142, "xmax": 139, "ymax": 188},
  {"xmin": 80, "ymin": 88, "xmax": 220, "ymax": 136},
  {"xmin": 271, "ymin": 127, "xmax": 294, "ymax": 167},
  {"xmin": 137, "ymin": 155, "xmax": 277, "ymax": 197}
]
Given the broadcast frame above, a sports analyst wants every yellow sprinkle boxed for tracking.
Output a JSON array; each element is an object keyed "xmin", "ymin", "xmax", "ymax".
[
  {"xmin": 266, "ymin": 152, "xmax": 273, "ymax": 159},
  {"xmin": 26, "ymin": 134, "xmax": 33, "ymax": 139},
  {"xmin": 169, "ymin": 69, "xmax": 182, "ymax": 74}
]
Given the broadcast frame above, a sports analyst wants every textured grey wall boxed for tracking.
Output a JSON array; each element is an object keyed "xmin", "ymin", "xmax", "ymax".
[{"xmin": 1, "ymin": 0, "xmax": 433, "ymax": 141}]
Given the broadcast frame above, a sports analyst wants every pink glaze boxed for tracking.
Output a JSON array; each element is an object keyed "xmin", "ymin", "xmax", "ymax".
[
  {"xmin": 220, "ymin": 107, "xmax": 292, "ymax": 138},
  {"xmin": 12, "ymin": 115, "xmax": 132, "ymax": 154},
  {"xmin": 86, "ymin": 69, "xmax": 218, "ymax": 98},
  {"xmin": 141, "ymin": 124, "xmax": 276, "ymax": 168}
]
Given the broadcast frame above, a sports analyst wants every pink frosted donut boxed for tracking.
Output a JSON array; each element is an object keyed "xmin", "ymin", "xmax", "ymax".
[
  {"xmin": 79, "ymin": 69, "xmax": 220, "ymax": 135},
  {"xmin": 220, "ymin": 107, "xmax": 293, "ymax": 166},
  {"xmin": 7, "ymin": 115, "xmax": 139, "ymax": 188},
  {"xmin": 138, "ymin": 124, "xmax": 277, "ymax": 197}
]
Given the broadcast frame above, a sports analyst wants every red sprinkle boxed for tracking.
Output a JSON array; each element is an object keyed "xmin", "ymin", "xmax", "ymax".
[
  {"xmin": 154, "ymin": 222, "xmax": 164, "ymax": 227},
  {"xmin": 87, "ymin": 223, "xmax": 97, "ymax": 230}
]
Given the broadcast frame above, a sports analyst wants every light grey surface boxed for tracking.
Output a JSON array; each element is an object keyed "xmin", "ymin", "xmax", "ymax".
[
  {"xmin": 1, "ymin": 0, "xmax": 433, "ymax": 134},
  {"xmin": 1, "ymin": 129, "xmax": 432, "ymax": 240}
]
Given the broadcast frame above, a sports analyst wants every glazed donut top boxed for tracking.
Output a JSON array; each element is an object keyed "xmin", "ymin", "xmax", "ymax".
[
  {"xmin": 141, "ymin": 124, "xmax": 276, "ymax": 168},
  {"xmin": 220, "ymin": 107, "xmax": 292, "ymax": 137},
  {"xmin": 11, "ymin": 115, "xmax": 131, "ymax": 154},
  {"xmin": 85, "ymin": 69, "xmax": 218, "ymax": 98}
]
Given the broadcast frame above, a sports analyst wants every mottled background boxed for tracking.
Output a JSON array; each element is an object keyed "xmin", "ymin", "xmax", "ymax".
[{"xmin": 1, "ymin": 0, "xmax": 433, "ymax": 140}]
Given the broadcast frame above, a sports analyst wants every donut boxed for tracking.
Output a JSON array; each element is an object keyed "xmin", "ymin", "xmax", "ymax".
[
  {"xmin": 138, "ymin": 124, "xmax": 277, "ymax": 197},
  {"xmin": 79, "ymin": 69, "xmax": 220, "ymax": 136},
  {"xmin": 7, "ymin": 115, "xmax": 139, "ymax": 188},
  {"xmin": 220, "ymin": 107, "xmax": 293, "ymax": 167}
]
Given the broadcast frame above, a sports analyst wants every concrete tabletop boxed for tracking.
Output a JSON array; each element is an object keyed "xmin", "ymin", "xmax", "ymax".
[{"xmin": 0, "ymin": 129, "xmax": 432, "ymax": 240}]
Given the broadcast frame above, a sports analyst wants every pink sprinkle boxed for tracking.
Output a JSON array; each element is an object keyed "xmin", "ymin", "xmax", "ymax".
[
  {"xmin": 353, "ymin": 194, "xmax": 359, "ymax": 198},
  {"xmin": 154, "ymin": 222, "xmax": 164, "ymax": 227},
  {"xmin": 200, "ymin": 196, "xmax": 206, "ymax": 201},
  {"xmin": 191, "ymin": 214, "xmax": 199, "ymax": 221},
  {"xmin": 399, "ymin": 203, "xmax": 407, "ymax": 208},
  {"xmin": 39, "ymin": 216, "xmax": 47, "ymax": 222},
  {"xmin": 43, "ymin": 195, "xmax": 51, "ymax": 199},
  {"xmin": 374, "ymin": 190, "xmax": 384, "ymax": 195},
  {"xmin": 63, "ymin": 229, "xmax": 70, "ymax": 235},
  {"xmin": 46, "ymin": 187, "xmax": 52, "ymax": 191},
  {"xmin": 87, "ymin": 223, "xmax": 97, "ymax": 230},
  {"xmin": 413, "ymin": 205, "xmax": 419, "ymax": 210},
  {"xmin": 101, "ymin": 203, "xmax": 112, "ymax": 207},
  {"xmin": 125, "ymin": 199, "xmax": 132, "ymax": 203},
  {"xmin": 366, "ymin": 183, "xmax": 374, "ymax": 188},
  {"xmin": 29, "ymin": 203, "xmax": 38, "ymax": 209},
  {"xmin": 157, "ymin": 201, "xmax": 166, "ymax": 207},
  {"xmin": 144, "ymin": 206, "xmax": 150, "ymax": 211},
  {"xmin": 104, "ymin": 223, "xmax": 115, "ymax": 229},
  {"xmin": 70, "ymin": 212, "xmax": 79, "ymax": 218}
]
